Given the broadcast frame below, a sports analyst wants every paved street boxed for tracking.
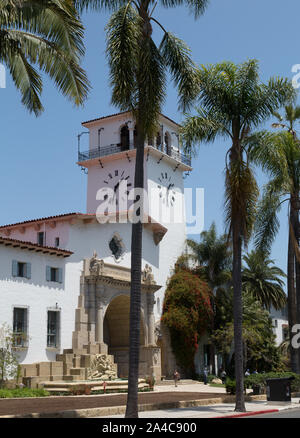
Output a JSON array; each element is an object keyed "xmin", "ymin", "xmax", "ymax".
[{"xmin": 249, "ymin": 407, "xmax": 300, "ymax": 418}]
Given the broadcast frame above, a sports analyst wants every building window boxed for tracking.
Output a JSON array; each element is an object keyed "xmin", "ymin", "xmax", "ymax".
[
  {"xmin": 12, "ymin": 260, "xmax": 31, "ymax": 279},
  {"xmin": 46, "ymin": 266, "xmax": 63, "ymax": 283},
  {"xmin": 273, "ymin": 319, "xmax": 278, "ymax": 328},
  {"xmin": 55, "ymin": 237, "xmax": 60, "ymax": 247},
  {"xmin": 47, "ymin": 311, "xmax": 60, "ymax": 348},
  {"xmin": 37, "ymin": 231, "xmax": 45, "ymax": 246},
  {"xmin": 13, "ymin": 307, "xmax": 28, "ymax": 347}
]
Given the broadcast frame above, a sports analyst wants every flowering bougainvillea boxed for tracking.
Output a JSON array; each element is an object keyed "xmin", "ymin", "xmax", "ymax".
[{"xmin": 161, "ymin": 269, "xmax": 213, "ymax": 374}]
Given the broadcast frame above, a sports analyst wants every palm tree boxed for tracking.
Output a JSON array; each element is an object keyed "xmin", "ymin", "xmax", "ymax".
[
  {"xmin": 187, "ymin": 223, "xmax": 232, "ymax": 374},
  {"xmin": 187, "ymin": 222, "xmax": 232, "ymax": 290},
  {"xmin": 0, "ymin": 0, "xmax": 89, "ymax": 115},
  {"xmin": 181, "ymin": 60, "xmax": 294, "ymax": 411},
  {"xmin": 248, "ymin": 130, "xmax": 300, "ymax": 373},
  {"xmin": 242, "ymin": 250, "xmax": 286, "ymax": 311},
  {"xmin": 272, "ymin": 105, "xmax": 300, "ymax": 138},
  {"xmin": 75, "ymin": 0, "xmax": 210, "ymax": 418}
]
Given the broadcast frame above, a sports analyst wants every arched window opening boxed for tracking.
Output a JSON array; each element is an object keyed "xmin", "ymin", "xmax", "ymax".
[
  {"xmin": 120, "ymin": 125, "xmax": 129, "ymax": 151},
  {"xmin": 156, "ymin": 132, "xmax": 162, "ymax": 151},
  {"xmin": 165, "ymin": 132, "xmax": 171, "ymax": 156}
]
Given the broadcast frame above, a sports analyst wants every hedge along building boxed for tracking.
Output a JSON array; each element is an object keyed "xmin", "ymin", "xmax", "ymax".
[{"xmin": 0, "ymin": 111, "xmax": 192, "ymax": 383}]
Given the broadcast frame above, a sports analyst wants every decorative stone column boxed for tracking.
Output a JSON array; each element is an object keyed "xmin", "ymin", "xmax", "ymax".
[{"xmin": 95, "ymin": 284, "xmax": 108, "ymax": 354}]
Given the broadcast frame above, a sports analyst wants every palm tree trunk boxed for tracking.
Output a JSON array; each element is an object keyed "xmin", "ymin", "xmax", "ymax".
[
  {"xmin": 125, "ymin": 130, "xmax": 145, "ymax": 418},
  {"xmin": 288, "ymin": 204, "xmax": 299, "ymax": 373},
  {"xmin": 288, "ymin": 202, "xmax": 300, "ymax": 374},
  {"xmin": 232, "ymin": 216, "xmax": 246, "ymax": 411},
  {"xmin": 293, "ymin": 194, "xmax": 300, "ymax": 370}
]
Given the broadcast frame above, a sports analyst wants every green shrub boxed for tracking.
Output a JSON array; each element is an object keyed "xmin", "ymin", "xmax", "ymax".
[
  {"xmin": 0, "ymin": 388, "xmax": 50, "ymax": 398},
  {"xmin": 245, "ymin": 372, "xmax": 300, "ymax": 392},
  {"xmin": 225, "ymin": 378, "xmax": 247, "ymax": 394},
  {"xmin": 226, "ymin": 372, "xmax": 300, "ymax": 395}
]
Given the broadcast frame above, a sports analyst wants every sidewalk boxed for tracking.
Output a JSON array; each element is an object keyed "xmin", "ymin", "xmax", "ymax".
[
  {"xmin": 105, "ymin": 398, "xmax": 300, "ymax": 418},
  {"xmin": 105, "ymin": 381, "xmax": 300, "ymax": 418}
]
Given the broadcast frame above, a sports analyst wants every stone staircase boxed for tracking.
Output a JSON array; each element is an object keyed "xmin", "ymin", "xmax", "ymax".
[{"xmin": 21, "ymin": 344, "xmax": 118, "ymax": 389}]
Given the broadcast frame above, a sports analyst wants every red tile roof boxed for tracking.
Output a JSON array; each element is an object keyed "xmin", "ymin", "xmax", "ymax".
[
  {"xmin": 0, "ymin": 236, "xmax": 73, "ymax": 257},
  {"xmin": 0, "ymin": 213, "xmax": 83, "ymax": 229}
]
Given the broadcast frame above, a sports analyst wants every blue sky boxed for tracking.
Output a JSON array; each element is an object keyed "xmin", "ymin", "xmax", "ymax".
[{"xmin": 1, "ymin": 0, "xmax": 299, "ymax": 281}]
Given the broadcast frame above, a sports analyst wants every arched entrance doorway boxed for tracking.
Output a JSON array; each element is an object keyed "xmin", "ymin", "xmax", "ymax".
[{"xmin": 103, "ymin": 294, "xmax": 145, "ymax": 377}]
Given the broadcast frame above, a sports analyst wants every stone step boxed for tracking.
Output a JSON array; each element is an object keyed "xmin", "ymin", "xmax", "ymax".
[
  {"xmin": 157, "ymin": 379, "xmax": 203, "ymax": 385},
  {"xmin": 41, "ymin": 380, "xmax": 149, "ymax": 393}
]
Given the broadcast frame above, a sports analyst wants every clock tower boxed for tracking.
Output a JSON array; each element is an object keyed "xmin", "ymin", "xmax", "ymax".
[{"xmin": 77, "ymin": 111, "xmax": 192, "ymax": 321}]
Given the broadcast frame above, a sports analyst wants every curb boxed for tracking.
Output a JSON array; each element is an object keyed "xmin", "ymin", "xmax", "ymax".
[
  {"xmin": 215, "ymin": 409, "xmax": 279, "ymax": 418},
  {"xmin": 0, "ymin": 394, "xmax": 267, "ymax": 419}
]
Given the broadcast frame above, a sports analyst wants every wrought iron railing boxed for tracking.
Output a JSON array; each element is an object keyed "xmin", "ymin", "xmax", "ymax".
[{"xmin": 78, "ymin": 143, "xmax": 191, "ymax": 166}]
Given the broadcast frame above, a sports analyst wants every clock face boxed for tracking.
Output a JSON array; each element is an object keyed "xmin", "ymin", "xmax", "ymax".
[
  {"xmin": 102, "ymin": 169, "xmax": 132, "ymax": 205},
  {"xmin": 157, "ymin": 171, "xmax": 176, "ymax": 206}
]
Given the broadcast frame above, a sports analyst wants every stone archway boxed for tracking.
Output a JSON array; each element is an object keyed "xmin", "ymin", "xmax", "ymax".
[{"xmin": 103, "ymin": 294, "xmax": 146, "ymax": 377}]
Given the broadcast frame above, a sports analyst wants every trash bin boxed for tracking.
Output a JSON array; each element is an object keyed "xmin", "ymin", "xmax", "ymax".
[{"xmin": 266, "ymin": 377, "xmax": 295, "ymax": 402}]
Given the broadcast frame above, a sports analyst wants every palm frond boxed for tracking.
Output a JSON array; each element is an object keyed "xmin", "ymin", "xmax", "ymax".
[
  {"xmin": 136, "ymin": 36, "xmax": 166, "ymax": 136},
  {"xmin": 159, "ymin": 32, "xmax": 197, "ymax": 111},
  {"xmin": 74, "ymin": 0, "xmax": 127, "ymax": 12},
  {"xmin": 254, "ymin": 191, "xmax": 282, "ymax": 253},
  {"xmin": 0, "ymin": 0, "xmax": 89, "ymax": 114},
  {"xmin": 159, "ymin": 0, "xmax": 209, "ymax": 17},
  {"xmin": 10, "ymin": 0, "xmax": 85, "ymax": 57},
  {"xmin": 106, "ymin": 4, "xmax": 141, "ymax": 111},
  {"xmin": 180, "ymin": 107, "xmax": 230, "ymax": 155},
  {"xmin": 4, "ymin": 41, "xmax": 43, "ymax": 115}
]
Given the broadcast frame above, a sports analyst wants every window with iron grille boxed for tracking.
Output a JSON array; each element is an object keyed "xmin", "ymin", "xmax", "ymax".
[
  {"xmin": 13, "ymin": 308, "xmax": 28, "ymax": 347},
  {"xmin": 47, "ymin": 311, "xmax": 60, "ymax": 348}
]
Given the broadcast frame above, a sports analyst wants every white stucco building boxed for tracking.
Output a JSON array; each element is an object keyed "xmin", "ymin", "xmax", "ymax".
[{"xmin": 0, "ymin": 111, "xmax": 193, "ymax": 382}]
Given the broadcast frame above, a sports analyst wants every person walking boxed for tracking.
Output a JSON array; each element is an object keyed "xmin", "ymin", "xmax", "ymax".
[
  {"xmin": 203, "ymin": 367, "xmax": 209, "ymax": 385},
  {"xmin": 220, "ymin": 369, "xmax": 227, "ymax": 385},
  {"xmin": 173, "ymin": 370, "xmax": 180, "ymax": 387}
]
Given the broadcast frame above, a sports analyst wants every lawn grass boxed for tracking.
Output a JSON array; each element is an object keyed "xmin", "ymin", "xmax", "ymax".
[
  {"xmin": 209, "ymin": 383, "xmax": 225, "ymax": 388},
  {"xmin": 0, "ymin": 388, "xmax": 50, "ymax": 398}
]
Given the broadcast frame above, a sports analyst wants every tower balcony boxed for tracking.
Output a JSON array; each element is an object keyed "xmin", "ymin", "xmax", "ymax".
[{"xmin": 78, "ymin": 143, "xmax": 191, "ymax": 168}]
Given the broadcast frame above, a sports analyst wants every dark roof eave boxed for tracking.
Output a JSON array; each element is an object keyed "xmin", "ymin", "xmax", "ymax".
[
  {"xmin": 0, "ymin": 237, "xmax": 73, "ymax": 257},
  {"xmin": 82, "ymin": 111, "xmax": 181, "ymax": 128}
]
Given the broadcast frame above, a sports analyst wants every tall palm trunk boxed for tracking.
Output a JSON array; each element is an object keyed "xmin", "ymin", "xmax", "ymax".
[
  {"xmin": 289, "ymin": 201, "xmax": 300, "ymax": 373},
  {"xmin": 232, "ymin": 217, "xmax": 246, "ymax": 411},
  {"xmin": 230, "ymin": 134, "xmax": 246, "ymax": 412},
  {"xmin": 125, "ymin": 129, "xmax": 145, "ymax": 418},
  {"xmin": 296, "ymin": 209, "xmax": 300, "ymax": 370},
  {"xmin": 125, "ymin": 2, "xmax": 150, "ymax": 418}
]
